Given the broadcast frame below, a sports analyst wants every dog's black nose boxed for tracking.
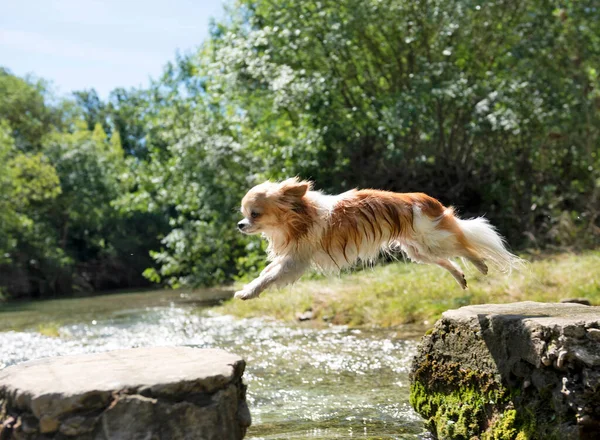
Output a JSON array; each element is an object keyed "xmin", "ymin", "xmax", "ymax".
[{"xmin": 237, "ymin": 221, "xmax": 246, "ymax": 230}]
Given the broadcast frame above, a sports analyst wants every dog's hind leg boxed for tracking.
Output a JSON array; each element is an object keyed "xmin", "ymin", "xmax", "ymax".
[
  {"xmin": 402, "ymin": 245, "xmax": 467, "ymax": 289},
  {"xmin": 434, "ymin": 258, "xmax": 467, "ymax": 289},
  {"xmin": 466, "ymin": 256, "xmax": 488, "ymax": 275},
  {"xmin": 454, "ymin": 241, "xmax": 488, "ymax": 275}
]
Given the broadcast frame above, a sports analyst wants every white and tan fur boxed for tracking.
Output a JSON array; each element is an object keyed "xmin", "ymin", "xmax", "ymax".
[{"xmin": 235, "ymin": 177, "xmax": 521, "ymax": 300}]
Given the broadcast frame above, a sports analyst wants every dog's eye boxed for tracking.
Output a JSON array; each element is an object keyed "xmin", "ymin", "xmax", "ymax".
[{"xmin": 250, "ymin": 211, "xmax": 260, "ymax": 219}]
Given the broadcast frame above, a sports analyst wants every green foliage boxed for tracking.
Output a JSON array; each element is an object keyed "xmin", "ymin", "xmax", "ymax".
[
  {"xmin": 1, "ymin": 0, "xmax": 599, "ymax": 296},
  {"xmin": 0, "ymin": 120, "xmax": 61, "ymax": 266},
  {"xmin": 140, "ymin": 0, "xmax": 598, "ymax": 288},
  {"xmin": 44, "ymin": 122, "xmax": 123, "ymax": 234},
  {"xmin": 208, "ymin": 0, "xmax": 599, "ymax": 242},
  {"xmin": 0, "ymin": 68, "xmax": 57, "ymax": 152},
  {"xmin": 8, "ymin": 153, "xmax": 62, "ymax": 205},
  {"xmin": 0, "ymin": 74, "xmax": 166, "ymax": 298},
  {"xmin": 130, "ymin": 109, "xmax": 261, "ymax": 287},
  {"xmin": 73, "ymin": 89, "xmax": 109, "ymax": 133}
]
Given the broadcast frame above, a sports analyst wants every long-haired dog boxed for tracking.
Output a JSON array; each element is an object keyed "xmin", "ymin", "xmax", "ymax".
[{"xmin": 235, "ymin": 177, "xmax": 521, "ymax": 300}]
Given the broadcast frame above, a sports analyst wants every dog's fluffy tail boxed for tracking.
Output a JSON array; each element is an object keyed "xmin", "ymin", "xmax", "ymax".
[{"xmin": 457, "ymin": 217, "xmax": 524, "ymax": 273}]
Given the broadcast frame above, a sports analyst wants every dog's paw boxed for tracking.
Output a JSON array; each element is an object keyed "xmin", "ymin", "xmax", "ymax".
[{"xmin": 234, "ymin": 289, "xmax": 259, "ymax": 300}]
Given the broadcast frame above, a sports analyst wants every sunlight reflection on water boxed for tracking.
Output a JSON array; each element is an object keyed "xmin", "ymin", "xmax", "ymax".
[{"xmin": 0, "ymin": 298, "xmax": 430, "ymax": 439}]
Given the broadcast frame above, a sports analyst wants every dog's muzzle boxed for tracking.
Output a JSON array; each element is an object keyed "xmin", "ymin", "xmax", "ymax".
[{"xmin": 237, "ymin": 219, "xmax": 250, "ymax": 231}]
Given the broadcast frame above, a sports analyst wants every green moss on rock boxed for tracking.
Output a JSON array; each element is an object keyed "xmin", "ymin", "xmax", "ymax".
[
  {"xmin": 411, "ymin": 355, "xmax": 507, "ymax": 439},
  {"xmin": 484, "ymin": 410, "xmax": 525, "ymax": 440},
  {"xmin": 408, "ymin": 353, "xmax": 542, "ymax": 440},
  {"xmin": 410, "ymin": 302, "xmax": 600, "ymax": 439},
  {"xmin": 409, "ymin": 378, "xmax": 538, "ymax": 440}
]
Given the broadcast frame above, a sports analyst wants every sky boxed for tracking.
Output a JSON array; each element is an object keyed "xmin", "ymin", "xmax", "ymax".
[{"xmin": 0, "ymin": 0, "xmax": 226, "ymax": 99}]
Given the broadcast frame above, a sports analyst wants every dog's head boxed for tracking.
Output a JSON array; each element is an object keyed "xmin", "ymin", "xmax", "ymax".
[{"xmin": 237, "ymin": 177, "xmax": 313, "ymax": 236}]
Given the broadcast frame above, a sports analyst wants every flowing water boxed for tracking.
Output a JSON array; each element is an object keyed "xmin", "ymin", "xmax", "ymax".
[{"xmin": 0, "ymin": 289, "xmax": 430, "ymax": 439}]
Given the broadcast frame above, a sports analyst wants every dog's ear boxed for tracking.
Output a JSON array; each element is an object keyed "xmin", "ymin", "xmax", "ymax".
[{"xmin": 280, "ymin": 177, "xmax": 312, "ymax": 198}]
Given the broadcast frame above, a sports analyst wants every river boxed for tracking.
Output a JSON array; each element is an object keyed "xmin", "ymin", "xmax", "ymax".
[{"xmin": 0, "ymin": 289, "xmax": 430, "ymax": 439}]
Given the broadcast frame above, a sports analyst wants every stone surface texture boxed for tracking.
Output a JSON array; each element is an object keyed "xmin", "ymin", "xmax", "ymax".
[
  {"xmin": 410, "ymin": 301, "xmax": 600, "ymax": 440},
  {"xmin": 0, "ymin": 347, "xmax": 250, "ymax": 439}
]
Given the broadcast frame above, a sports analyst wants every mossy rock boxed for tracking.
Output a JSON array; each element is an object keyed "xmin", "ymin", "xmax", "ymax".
[{"xmin": 409, "ymin": 302, "xmax": 600, "ymax": 440}]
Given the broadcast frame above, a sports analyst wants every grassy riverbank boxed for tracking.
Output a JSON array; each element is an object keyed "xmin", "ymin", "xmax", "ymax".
[{"xmin": 216, "ymin": 251, "xmax": 600, "ymax": 328}]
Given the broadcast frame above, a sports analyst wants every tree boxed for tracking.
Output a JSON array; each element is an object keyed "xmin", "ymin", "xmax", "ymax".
[
  {"xmin": 0, "ymin": 68, "xmax": 57, "ymax": 152},
  {"xmin": 73, "ymin": 89, "xmax": 110, "ymax": 133},
  {"xmin": 2, "ymin": 0, "xmax": 598, "ymax": 296}
]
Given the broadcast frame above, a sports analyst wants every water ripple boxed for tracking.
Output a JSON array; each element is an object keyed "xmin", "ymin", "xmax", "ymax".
[{"xmin": 0, "ymin": 302, "xmax": 428, "ymax": 439}]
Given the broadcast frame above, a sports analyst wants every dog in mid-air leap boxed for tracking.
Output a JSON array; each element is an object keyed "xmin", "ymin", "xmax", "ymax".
[{"xmin": 234, "ymin": 177, "xmax": 521, "ymax": 300}]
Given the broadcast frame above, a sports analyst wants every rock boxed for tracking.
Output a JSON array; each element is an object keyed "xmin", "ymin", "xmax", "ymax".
[
  {"xmin": 0, "ymin": 347, "xmax": 251, "ymax": 439},
  {"xmin": 587, "ymin": 328, "xmax": 600, "ymax": 342},
  {"xmin": 409, "ymin": 301, "xmax": 600, "ymax": 440},
  {"xmin": 296, "ymin": 309, "xmax": 315, "ymax": 321}
]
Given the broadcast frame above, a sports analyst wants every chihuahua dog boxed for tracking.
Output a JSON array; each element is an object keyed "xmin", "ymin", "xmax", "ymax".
[{"xmin": 235, "ymin": 178, "xmax": 520, "ymax": 300}]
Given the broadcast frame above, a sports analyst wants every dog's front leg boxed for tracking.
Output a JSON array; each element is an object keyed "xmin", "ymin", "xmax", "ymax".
[
  {"xmin": 259, "ymin": 261, "xmax": 277, "ymax": 276},
  {"xmin": 234, "ymin": 258, "xmax": 308, "ymax": 300}
]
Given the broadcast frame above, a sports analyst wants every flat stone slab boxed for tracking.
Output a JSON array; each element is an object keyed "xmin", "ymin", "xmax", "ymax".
[
  {"xmin": 410, "ymin": 301, "xmax": 600, "ymax": 440},
  {"xmin": 445, "ymin": 300, "xmax": 600, "ymax": 327},
  {"xmin": 0, "ymin": 347, "xmax": 251, "ymax": 439}
]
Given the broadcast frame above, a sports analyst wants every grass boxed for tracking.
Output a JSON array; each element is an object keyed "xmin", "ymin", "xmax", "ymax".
[
  {"xmin": 216, "ymin": 250, "xmax": 600, "ymax": 328},
  {"xmin": 37, "ymin": 321, "xmax": 62, "ymax": 337}
]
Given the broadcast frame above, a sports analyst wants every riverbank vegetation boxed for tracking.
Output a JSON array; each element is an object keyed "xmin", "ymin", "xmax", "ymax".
[
  {"xmin": 1, "ymin": 0, "xmax": 599, "ymax": 300},
  {"xmin": 217, "ymin": 251, "xmax": 600, "ymax": 327}
]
